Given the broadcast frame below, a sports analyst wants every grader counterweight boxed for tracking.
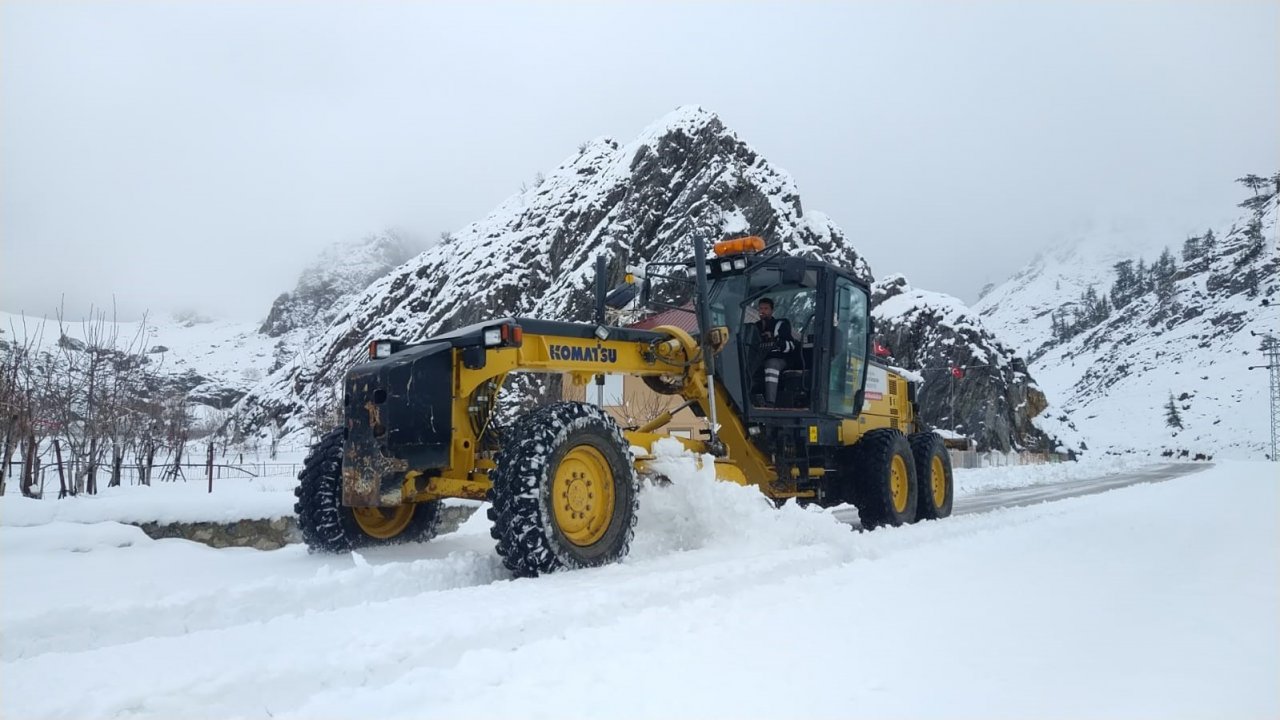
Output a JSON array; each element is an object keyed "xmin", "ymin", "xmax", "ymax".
[{"xmin": 295, "ymin": 236, "xmax": 954, "ymax": 576}]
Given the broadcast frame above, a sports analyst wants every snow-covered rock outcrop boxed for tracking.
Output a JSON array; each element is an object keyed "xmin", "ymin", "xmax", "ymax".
[
  {"xmin": 871, "ymin": 276, "xmax": 1060, "ymax": 453},
  {"xmin": 260, "ymin": 231, "xmax": 418, "ymax": 340},
  {"xmin": 976, "ymin": 174, "xmax": 1280, "ymax": 458},
  {"xmin": 233, "ymin": 106, "xmax": 872, "ymax": 436},
  {"xmin": 258, "ymin": 231, "xmax": 419, "ymax": 372}
]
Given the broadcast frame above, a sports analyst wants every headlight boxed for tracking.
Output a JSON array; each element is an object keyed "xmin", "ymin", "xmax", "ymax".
[
  {"xmin": 733, "ymin": 257, "xmax": 747, "ymax": 270},
  {"xmin": 483, "ymin": 327, "xmax": 503, "ymax": 346},
  {"xmin": 369, "ymin": 340, "xmax": 392, "ymax": 360},
  {"xmin": 719, "ymin": 260, "xmax": 733, "ymax": 272}
]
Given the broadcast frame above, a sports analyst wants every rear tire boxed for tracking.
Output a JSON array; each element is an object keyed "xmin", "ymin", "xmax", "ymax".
[
  {"xmin": 294, "ymin": 427, "xmax": 441, "ymax": 552},
  {"xmin": 848, "ymin": 429, "xmax": 918, "ymax": 529},
  {"xmin": 910, "ymin": 432, "xmax": 953, "ymax": 520},
  {"xmin": 489, "ymin": 402, "xmax": 639, "ymax": 577}
]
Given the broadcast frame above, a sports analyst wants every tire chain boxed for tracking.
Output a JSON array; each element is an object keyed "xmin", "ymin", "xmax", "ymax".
[
  {"xmin": 294, "ymin": 427, "xmax": 351, "ymax": 552},
  {"xmin": 294, "ymin": 427, "xmax": 441, "ymax": 553},
  {"xmin": 487, "ymin": 402, "xmax": 639, "ymax": 578}
]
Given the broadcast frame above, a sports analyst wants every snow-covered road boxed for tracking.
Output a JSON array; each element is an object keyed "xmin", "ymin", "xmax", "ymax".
[
  {"xmin": 950, "ymin": 461, "xmax": 1206, "ymax": 514},
  {"xmin": 822, "ymin": 461, "xmax": 1204, "ymax": 527},
  {"xmin": 3, "ymin": 460, "xmax": 1276, "ymax": 719}
]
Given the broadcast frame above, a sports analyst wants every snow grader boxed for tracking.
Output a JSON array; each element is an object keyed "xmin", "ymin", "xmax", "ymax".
[{"xmin": 295, "ymin": 236, "xmax": 954, "ymax": 576}]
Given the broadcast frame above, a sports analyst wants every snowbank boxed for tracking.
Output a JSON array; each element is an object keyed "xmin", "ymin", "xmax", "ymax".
[
  {"xmin": 953, "ymin": 453, "xmax": 1162, "ymax": 495},
  {"xmin": 0, "ymin": 475, "xmax": 299, "ymax": 527}
]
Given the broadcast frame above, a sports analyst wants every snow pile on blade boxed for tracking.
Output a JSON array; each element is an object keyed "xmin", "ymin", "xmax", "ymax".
[{"xmin": 630, "ymin": 438, "xmax": 852, "ymax": 560}]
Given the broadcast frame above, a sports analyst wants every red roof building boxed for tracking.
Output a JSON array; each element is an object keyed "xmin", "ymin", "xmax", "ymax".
[{"xmin": 630, "ymin": 305, "xmax": 699, "ymax": 333}]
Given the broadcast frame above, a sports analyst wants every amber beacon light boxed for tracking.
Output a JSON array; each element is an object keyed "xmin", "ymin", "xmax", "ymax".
[{"xmin": 713, "ymin": 235, "xmax": 766, "ymax": 256}]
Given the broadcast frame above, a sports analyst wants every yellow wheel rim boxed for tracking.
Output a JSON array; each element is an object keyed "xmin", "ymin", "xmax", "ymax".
[
  {"xmin": 931, "ymin": 455, "xmax": 947, "ymax": 508},
  {"xmin": 552, "ymin": 445, "xmax": 616, "ymax": 547},
  {"xmin": 351, "ymin": 505, "xmax": 415, "ymax": 540},
  {"xmin": 890, "ymin": 455, "xmax": 909, "ymax": 514}
]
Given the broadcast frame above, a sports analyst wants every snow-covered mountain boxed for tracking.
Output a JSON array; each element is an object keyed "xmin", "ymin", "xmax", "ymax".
[
  {"xmin": 233, "ymin": 106, "xmax": 873, "ymax": 436},
  {"xmin": 871, "ymin": 275, "xmax": 1063, "ymax": 453},
  {"xmin": 972, "ymin": 227, "xmax": 1171, "ymax": 362},
  {"xmin": 259, "ymin": 231, "xmax": 419, "ymax": 372},
  {"xmin": 0, "ymin": 232, "xmax": 418, "ymax": 422},
  {"xmin": 976, "ymin": 175, "xmax": 1280, "ymax": 459}
]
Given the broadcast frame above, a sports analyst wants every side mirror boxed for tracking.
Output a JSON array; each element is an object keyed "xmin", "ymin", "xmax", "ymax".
[
  {"xmin": 639, "ymin": 277, "xmax": 651, "ymax": 307},
  {"xmin": 781, "ymin": 257, "xmax": 805, "ymax": 284}
]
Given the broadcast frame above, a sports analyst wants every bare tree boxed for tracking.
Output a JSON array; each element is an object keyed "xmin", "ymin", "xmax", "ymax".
[
  {"xmin": 130, "ymin": 329, "xmax": 168, "ymax": 487},
  {"xmin": 299, "ymin": 381, "xmax": 343, "ymax": 442},
  {"xmin": 104, "ymin": 312, "xmax": 151, "ymax": 488},
  {"xmin": 1, "ymin": 315, "xmax": 50, "ymax": 497},
  {"xmin": 160, "ymin": 394, "xmax": 193, "ymax": 481},
  {"xmin": 0, "ymin": 322, "xmax": 30, "ymax": 495},
  {"xmin": 0, "ymin": 343, "xmax": 16, "ymax": 496},
  {"xmin": 52, "ymin": 304, "xmax": 101, "ymax": 494},
  {"xmin": 267, "ymin": 413, "xmax": 286, "ymax": 461},
  {"xmin": 610, "ymin": 384, "xmax": 678, "ymax": 429},
  {"xmin": 20, "ymin": 340, "xmax": 62, "ymax": 498}
]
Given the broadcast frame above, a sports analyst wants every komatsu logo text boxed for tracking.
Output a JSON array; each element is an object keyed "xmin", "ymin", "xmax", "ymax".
[{"xmin": 549, "ymin": 344, "xmax": 618, "ymax": 363}]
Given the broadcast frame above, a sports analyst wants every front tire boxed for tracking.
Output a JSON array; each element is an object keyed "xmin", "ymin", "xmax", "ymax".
[
  {"xmin": 294, "ymin": 427, "xmax": 441, "ymax": 552},
  {"xmin": 848, "ymin": 429, "xmax": 918, "ymax": 529},
  {"xmin": 488, "ymin": 403, "xmax": 639, "ymax": 577}
]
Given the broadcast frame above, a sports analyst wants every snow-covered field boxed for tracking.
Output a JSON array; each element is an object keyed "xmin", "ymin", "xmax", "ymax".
[
  {"xmin": 0, "ymin": 309, "xmax": 278, "ymax": 388},
  {"xmin": 2, "ymin": 452, "xmax": 1275, "ymax": 719}
]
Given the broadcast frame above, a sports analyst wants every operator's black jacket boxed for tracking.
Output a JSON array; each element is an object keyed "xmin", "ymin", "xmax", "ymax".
[{"xmin": 754, "ymin": 317, "xmax": 796, "ymax": 360}]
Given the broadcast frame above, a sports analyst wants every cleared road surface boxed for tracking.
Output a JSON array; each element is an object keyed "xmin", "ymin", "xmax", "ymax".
[{"xmin": 833, "ymin": 461, "xmax": 1213, "ymax": 527}]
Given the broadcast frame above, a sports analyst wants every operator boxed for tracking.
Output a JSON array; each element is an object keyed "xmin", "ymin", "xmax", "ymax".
[{"xmin": 754, "ymin": 297, "xmax": 795, "ymax": 406}]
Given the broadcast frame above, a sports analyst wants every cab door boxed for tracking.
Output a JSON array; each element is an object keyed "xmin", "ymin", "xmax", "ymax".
[{"xmin": 825, "ymin": 276, "xmax": 871, "ymax": 417}]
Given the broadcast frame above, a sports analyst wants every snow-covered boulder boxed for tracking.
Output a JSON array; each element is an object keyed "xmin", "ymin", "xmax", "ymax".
[{"xmin": 872, "ymin": 274, "xmax": 1060, "ymax": 453}]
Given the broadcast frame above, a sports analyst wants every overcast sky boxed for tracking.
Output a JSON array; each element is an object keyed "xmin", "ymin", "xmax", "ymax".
[{"xmin": 2, "ymin": 1, "xmax": 1276, "ymax": 322}]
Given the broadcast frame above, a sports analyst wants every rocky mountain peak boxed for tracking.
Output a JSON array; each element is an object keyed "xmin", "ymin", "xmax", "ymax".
[
  {"xmin": 871, "ymin": 273, "xmax": 910, "ymax": 305},
  {"xmin": 259, "ymin": 230, "xmax": 418, "ymax": 339},
  {"xmin": 233, "ymin": 107, "xmax": 872, "ymax": 437}
]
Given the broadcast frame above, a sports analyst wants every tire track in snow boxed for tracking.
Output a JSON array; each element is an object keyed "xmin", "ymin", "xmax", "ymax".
[
  {"xmin": 831, "ymin": 461, "xmax": 1207, "ymax": 526},
  {"xmin": 2, "ymin": 543, "xmax": 507, "ymax": 662},
  {"xmin": 3, "ymin": 507, "xmax": 1063, "ymax": 720},
  {"xmin": 7, "ymin": 463, "xmax": 1205, "ymax": 662}
]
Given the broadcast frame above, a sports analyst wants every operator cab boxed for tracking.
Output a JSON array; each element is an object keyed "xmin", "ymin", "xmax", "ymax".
[{"xmin": 704, "ymin": 237, "xmax": 872, "ymax": 421}]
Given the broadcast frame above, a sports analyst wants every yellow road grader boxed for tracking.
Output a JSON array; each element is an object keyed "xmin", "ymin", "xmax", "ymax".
[{"xmin": 295, "ymin": 236, "xmax": 954, "ymax": 576}]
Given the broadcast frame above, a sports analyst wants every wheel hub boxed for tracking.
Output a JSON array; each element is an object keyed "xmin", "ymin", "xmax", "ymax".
[
  {"xmin": 931, "ymin": 455, "xmax": 946, "ymax": 507},
  {"xmin": 890, "ymin": 455, "xmax": 909, "ymax": 514},
  {"xmin": 566, "ymin": 475, "xmax": 593, "ymax": 513},
  {"xmin": 552, "ymin": 445, "xmax": 615, "ymax": 547},
  {"xmin": 351, "ymin": 504, "xmax": 415, "ymax": 540}
]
